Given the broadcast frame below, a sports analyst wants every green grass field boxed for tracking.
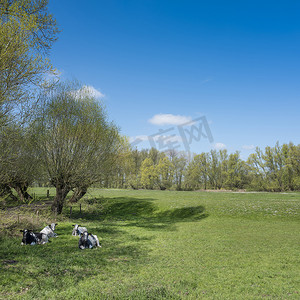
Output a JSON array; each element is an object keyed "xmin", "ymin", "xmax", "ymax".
[{"xmin": 0, "ymin": 189, "xmax": 299, "ymax": 299}]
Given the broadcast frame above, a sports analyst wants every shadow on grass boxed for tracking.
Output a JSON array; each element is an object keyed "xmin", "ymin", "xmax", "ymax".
[
  {"xmin": 69, "ymin": 196, "xmax": 208, "ymax": 231},
  {"xmin": 0, "ymin": 196, "xmax": 208, "ymax": 297}
]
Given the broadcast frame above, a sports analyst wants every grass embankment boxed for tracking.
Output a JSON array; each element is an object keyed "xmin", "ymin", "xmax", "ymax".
[{"xmin": 0, "ymin": 189, "xmax": 299, "ymax": 299}]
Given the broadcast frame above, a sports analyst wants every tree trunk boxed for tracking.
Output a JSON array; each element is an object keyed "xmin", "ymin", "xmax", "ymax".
[
  {"xmin": 69, "ymin": 186, "xmax": 87, "ymax": 203},
  {"xmin": 52, "ymin": 184, "xmax": 70, "ymax": 214},
  {"xmin": 10, "ymin": 182, "xmax": 32, "ymax": 203},
  {"xmin": 0, "ymin": 184, "xmax": 19, "ymax": 202}
]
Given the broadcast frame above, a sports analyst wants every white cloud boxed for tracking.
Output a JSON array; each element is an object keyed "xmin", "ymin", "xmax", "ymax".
[
  {"xmin": 82, "ymin": 85, "xmax": 105, "ymax": 99},
  {"xmin": 149, "ymin": 113, "xmax": 192, "ymax": 126},
  {"xmin": 73, "ymin": 85, "xmax": 105, "ymax": 99},
  {"xmin": 242, "ymin": 145, "xmax": 256, "ymax": 150},
  {"xmin": 214, "ymin": 142, "xmax": 226, "ymax": 150}
]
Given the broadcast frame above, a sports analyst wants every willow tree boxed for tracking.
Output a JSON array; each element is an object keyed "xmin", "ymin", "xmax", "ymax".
[
  {"xmin": 33, "ymin": 82, "xmax": 122, "ymax": 214},
  {"xmin": 0, "ymin": 0, "xmax": 58, "ymax": 203},
  {"xmin": 0, "ymin": 124, "xmax": 39, "ymax": 202}
]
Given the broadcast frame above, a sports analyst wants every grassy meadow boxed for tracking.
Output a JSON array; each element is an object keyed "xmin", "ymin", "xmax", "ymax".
[{"xmin": 0, "ymin": 189, "xmax": 299, "ymax": 299}]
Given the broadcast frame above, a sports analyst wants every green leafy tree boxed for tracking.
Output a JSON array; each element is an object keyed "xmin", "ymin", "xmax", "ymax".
[
  {"xmin": 0, "ymin": 0, "xmax": 59, "ymax": 204},
  {"xmin": 185, "ymin": 153, "xmax": 209, "ymax": 190},
  {"xmin": 0, "ymin": 123, "xmax": 40, "ymax": 202},
  {"xmin": 224, "ymin": 152, "xmax": 249, "ymax": 190},
  {"xmin": 207, "ymin": 149, "xmax": 228, "ymax": 190},
  {"xmin": 33, "ymin": 82, "xmax": 121, "ymax": 213},
  {"xmin": 102, "ymin": 137, "xmax": 132, "ymax": 189},
  {"xmin": 247, "ymin": 148, "xmax": 269, "ymax": 191},
  {"xmin": 148, "ymin": 147, "xmax": 161, "ymax": 165},
  {"xmin": 171, "ymin": 152, "xmax": 188, "ymax": 190},
  {"xmin": 247, "ymin": 143, "xmax": 294, "ymax": 191},
  {"xmin": 156, "ymin": 156, "xmax": 174, "ymax": 190},
  {"xmin": 0, "ymin": 0, "xmax": 59, "ymax": 123},
  {"xmin": 140, "ymin": 157, "xmax": 158, "ymax": 189},
  {"xmin": 126, "ymin": 149, "xmax": 146, "ymax": 190}
]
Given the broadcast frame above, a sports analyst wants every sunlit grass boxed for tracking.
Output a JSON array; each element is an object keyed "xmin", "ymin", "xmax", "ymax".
[{"xmin": 1, "ymin": 189, "xmax": 299, "ymax": 299}]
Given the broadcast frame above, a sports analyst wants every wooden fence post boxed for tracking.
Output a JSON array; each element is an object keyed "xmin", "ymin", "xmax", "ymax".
[
  {"xmin": 70, "ymin": 206, "xmax": 72, "ymax": 219},
  {"xmin": 47, "ymin": 190, "xmax": 50, "ymax": 198}
]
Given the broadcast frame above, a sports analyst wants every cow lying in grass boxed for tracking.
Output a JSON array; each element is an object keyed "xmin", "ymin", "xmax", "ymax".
[
  {"xmin": 20, "ymin": 229, "xmax": 49, "ymax": 245},
  {"xmin": 72, "ymin": 224, "xmax": 87, "ymax": 236},
  {"xmin": 40, "ymin": 223, "xmax": 58, "ymax": 238},
  {"xmin": 78, "ymin": 231, "xmax": 101, "ymax": 249}
]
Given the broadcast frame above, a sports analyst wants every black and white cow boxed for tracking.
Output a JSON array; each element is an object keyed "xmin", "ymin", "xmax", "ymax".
[
  {"xmin": 20, "ymin": 229, "xmax": 49, "ymax": 245},
  {"xmin": 72, "ymin": 224, "xmax": 87, "ymax": 236},
  {"xmin": 40, "ymin": 223, "xmax": 58, "ymax": 238},
  {"xmin": 78, "ymin": 231, "xmax": 101, "ymax": 249}
]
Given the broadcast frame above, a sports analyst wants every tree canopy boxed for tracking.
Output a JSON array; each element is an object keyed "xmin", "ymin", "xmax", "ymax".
[
  {"xmin": 0, "ymin": 0, "xmax": 59, "ymax": 124},
  {"xmin": 32, "ymin": 82, "xmax": 123, "ymax": 214}
]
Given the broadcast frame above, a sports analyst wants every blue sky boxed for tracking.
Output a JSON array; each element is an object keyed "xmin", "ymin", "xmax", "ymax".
[{"xmin": 48, "ymin": 0, "xmax": 300, "ymax": 159}]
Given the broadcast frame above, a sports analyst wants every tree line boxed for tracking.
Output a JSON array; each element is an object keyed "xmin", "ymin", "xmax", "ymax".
[{"xmin": 106, "ymin": 143, "xmax": 300, "ymax": 192}]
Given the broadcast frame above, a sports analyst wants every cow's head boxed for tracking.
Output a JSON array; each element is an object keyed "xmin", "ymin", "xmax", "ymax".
[
  {"xmin": 49, "ymin": 223, "xmax": 58, "ymax": 231},
  {"xmin": 20, "ymin": 229, "xmax": 36, "ymax": 245},
  {"xmin": 79, "ymin": 231, "xmax": 89, "ymax": 249},
  {"xmin": 72, "ymin": 224, "xmax": 80, "ymax": 230},
  {"xmin": 81, "ymin": 231, "xmax": 88, "ymax": 241}
]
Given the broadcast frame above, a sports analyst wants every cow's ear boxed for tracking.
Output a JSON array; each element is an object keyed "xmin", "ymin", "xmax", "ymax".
[
  {"xmin": 55, "ymin": 223, "xmax": 58, "ymax": 226},
  {"xmin": 20, "ymin": 230, "xmax": 24, "ymax": 232},
  {"xmin": 72, "ymin": 225, "xmax": 75, "ymax": 227}
]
